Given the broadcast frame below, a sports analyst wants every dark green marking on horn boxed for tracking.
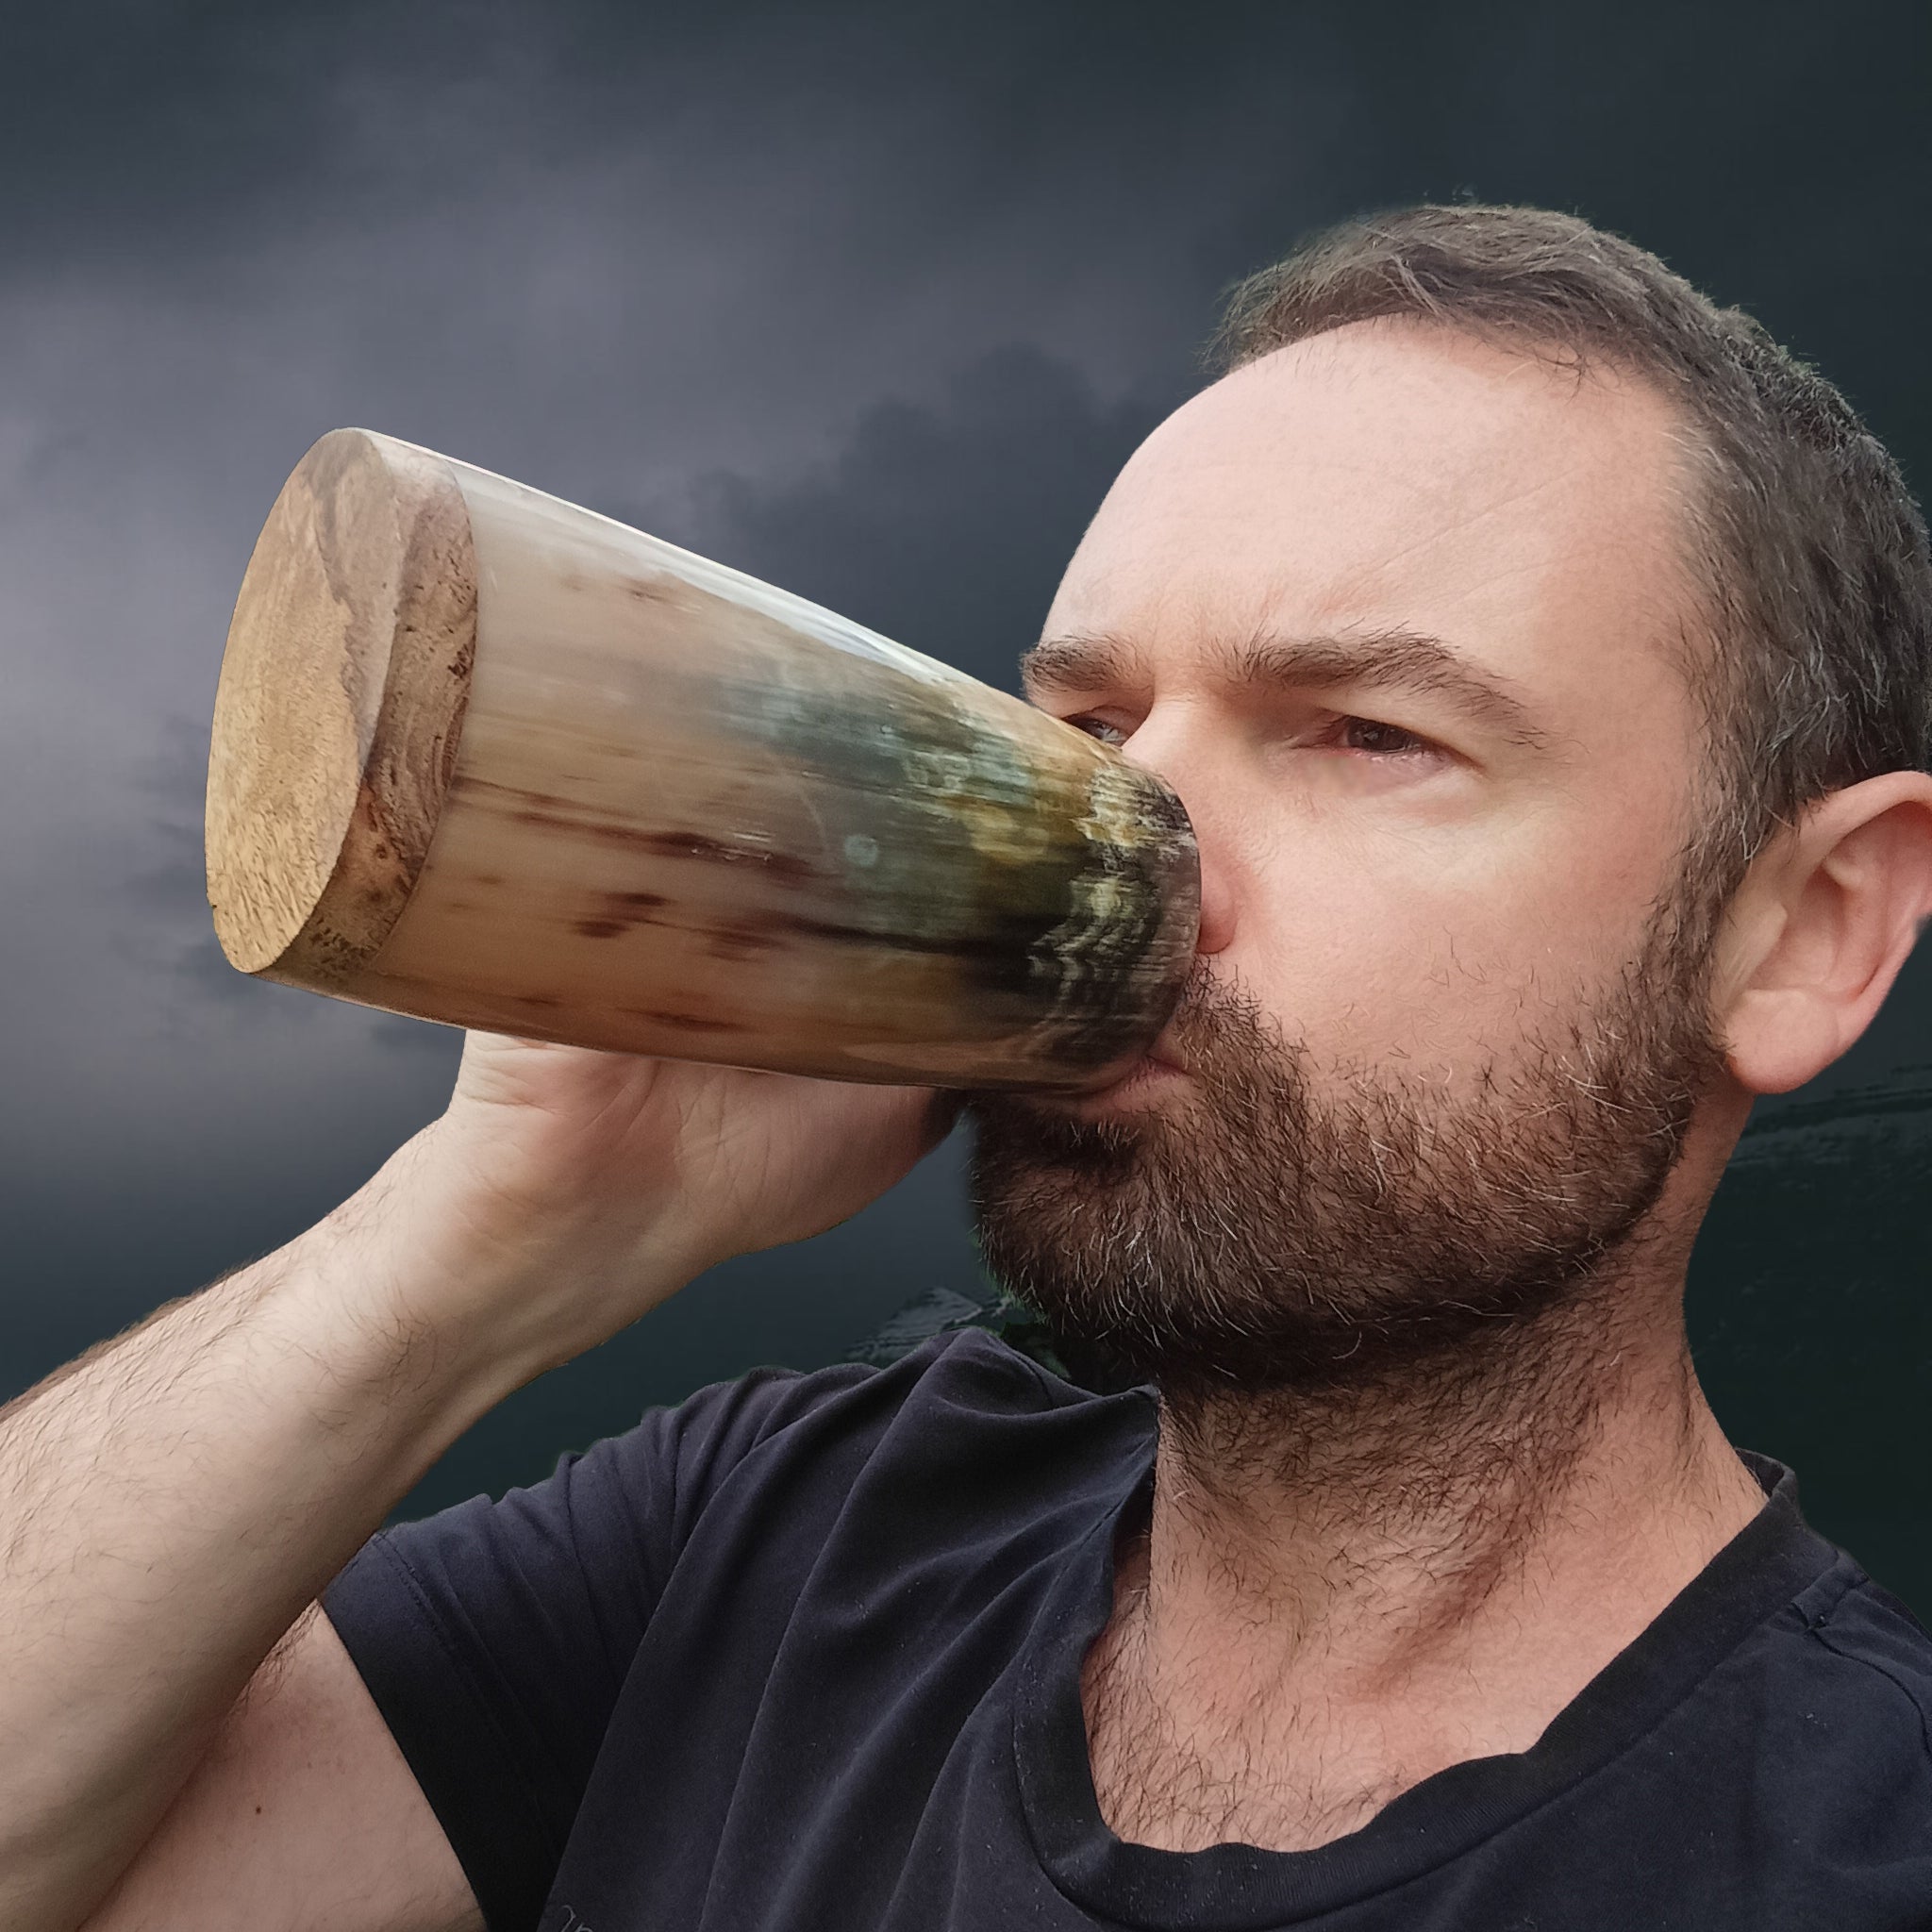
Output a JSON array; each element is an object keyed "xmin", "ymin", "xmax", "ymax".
[{"xmin": 708, "ymin": 666, "xmax": 1198, "ymax": 1071}]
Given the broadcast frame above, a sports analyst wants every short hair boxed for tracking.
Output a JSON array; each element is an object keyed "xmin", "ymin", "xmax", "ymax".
[{"xmin": 1213, "ymin": 204, "xmax": 1932, "ymax": 903}]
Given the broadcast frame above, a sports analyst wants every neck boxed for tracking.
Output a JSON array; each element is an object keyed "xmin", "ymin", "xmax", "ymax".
[{"xmin": 1083, "ymin": 1232, "xmax": 1765, "ymax": 1852}]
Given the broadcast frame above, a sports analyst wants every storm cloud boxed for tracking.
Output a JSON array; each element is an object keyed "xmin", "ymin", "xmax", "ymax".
[{"xmin": 2, "ymin": 0, "xmax": 1928, "ymax": 1562}]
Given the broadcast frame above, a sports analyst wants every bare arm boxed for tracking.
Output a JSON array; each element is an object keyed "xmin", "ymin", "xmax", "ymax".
[
  {"xmin": 0, "ymin": 1138, "xmax": 550, "ymax": 1930},
  {"xmin": 82, "ymin": 1609, "xmax": 481, "ymax": 1932},
  {"xmin": 2, "ymin": 1034, "xmax": 946, "ymax": 1931}
]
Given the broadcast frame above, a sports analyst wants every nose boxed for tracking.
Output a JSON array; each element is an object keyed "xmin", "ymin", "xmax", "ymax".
[{"xmin": 1116, "ymin": 710, "xmax": 1236, "ymax": 960}]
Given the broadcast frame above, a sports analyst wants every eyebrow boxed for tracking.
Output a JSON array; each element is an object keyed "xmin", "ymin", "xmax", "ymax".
[{"xmin": 1019, "ymin": 628, "xmax": 1547, "ymax": 750}]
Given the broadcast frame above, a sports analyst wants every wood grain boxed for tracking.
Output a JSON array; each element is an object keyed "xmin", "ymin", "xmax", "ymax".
[
  {"xmin": 206, "ymin": 429, "xmax": 475, "ymax": 982},
  {"xmin": 207, "ymin": 432, "xmax": 1198, "ymax": 1091}
]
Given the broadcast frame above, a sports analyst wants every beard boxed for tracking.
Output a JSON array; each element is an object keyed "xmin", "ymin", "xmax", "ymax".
[{"xmin": 966, "ymin": 902, "xmax": 1728, "ymax": 1402}]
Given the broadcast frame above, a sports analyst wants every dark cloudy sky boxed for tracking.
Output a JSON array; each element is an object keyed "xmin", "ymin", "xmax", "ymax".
[{"xmin": 5, "ymin": 1, "xmax": 1930, "ymax": 1596}]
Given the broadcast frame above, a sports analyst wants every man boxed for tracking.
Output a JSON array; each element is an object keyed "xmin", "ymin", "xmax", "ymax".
[{"xmin": 7, "ymin": 204, "xmax": 1931, "ymax": 1931}]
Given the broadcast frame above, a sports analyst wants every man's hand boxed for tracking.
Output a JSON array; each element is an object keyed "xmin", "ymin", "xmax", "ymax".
[
  {"xmin": 417, "ymin": 1030, "xmax": 957, "ymax": 1376},
  {"xmin": 1, "ymin": 1029, "xmax": 954, "ymax": 1932}
]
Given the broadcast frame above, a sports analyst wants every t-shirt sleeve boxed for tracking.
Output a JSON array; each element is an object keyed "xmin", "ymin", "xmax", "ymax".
[{"xmin": 321, "ymin": 1358, "xmax": 874, "ymax": 1931}]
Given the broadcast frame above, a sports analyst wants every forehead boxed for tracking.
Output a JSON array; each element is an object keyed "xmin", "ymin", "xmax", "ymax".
[{"xmin": 1047, "ymin": 322, "xmax": 1700, "ymax": 711}]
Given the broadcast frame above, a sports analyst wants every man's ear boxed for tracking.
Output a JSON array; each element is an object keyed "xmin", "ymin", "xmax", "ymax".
[{"xmin": 1717, "ymin": 771, "xmax": 1932, "ymax": 1096}]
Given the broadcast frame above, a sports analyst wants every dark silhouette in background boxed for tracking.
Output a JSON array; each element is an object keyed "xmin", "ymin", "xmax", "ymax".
[{"xmin": 2, "ymin": 0, "xmax": 1926, "ymax": 1604}]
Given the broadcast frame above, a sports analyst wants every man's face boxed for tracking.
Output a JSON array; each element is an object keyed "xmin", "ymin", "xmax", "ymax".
[{"xmin": 967, "ymin": 321, "xmax": 1732, "ymax": 1394}]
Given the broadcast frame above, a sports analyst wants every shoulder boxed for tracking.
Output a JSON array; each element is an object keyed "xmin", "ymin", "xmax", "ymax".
[
  {"xmin": 1714, "ymin": 1464, "xmax": 1932, "ymax": 1768},
  {"xmin": 658, "ymin": 1326, "xmax": 1150, "ymax": 1521},
  {"xmin": 671, "ymin": 1324, "xmax": 1103, "ymax": 1443},
  {"xmin": 1724, "ymin": 1554, "xmax": 1932, "ymax": 1861},
  {"xmin": 1787, "ymin": 1561, "xmax": 1932, "ymax": 1751},
  {"xmin": 603, "ymin": 1327, "xmax": 1154, "ymax": 1643}
]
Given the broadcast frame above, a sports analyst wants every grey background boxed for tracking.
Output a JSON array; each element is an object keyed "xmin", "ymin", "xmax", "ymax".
[{"xmin": 3, "ymin": 1, "xmax": 1927, "ymax": 1605}]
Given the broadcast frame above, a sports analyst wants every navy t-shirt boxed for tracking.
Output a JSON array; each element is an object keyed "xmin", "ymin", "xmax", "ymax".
[{"xmin": 323, "ymin": 1329, "xmax": 1932, "ymax": 1931}]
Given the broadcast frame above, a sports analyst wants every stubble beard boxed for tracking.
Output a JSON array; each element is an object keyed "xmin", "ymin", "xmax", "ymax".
[{"xmin": 966, "ymin": 905, "xmax": 1728, "ymax": 1410}]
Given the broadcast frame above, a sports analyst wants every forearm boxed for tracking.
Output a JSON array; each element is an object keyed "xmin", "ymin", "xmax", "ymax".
[{"xmin": 0, "ymin": 1125, "xmax": 678, "ymax": 1931}]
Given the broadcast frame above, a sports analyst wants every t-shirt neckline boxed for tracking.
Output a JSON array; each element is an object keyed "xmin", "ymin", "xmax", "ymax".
[{"xmin": 1009, "ymin": 1436, "xmax": 1840, "ymax": 1931}]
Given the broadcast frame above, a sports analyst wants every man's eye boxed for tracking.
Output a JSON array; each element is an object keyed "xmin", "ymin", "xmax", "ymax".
[
  {"xmin": 1337, "ymin": 717, "xmax": 1428, "ymax": 757},
  {"xmin": 1066, "ymin": 713, "xmax": 1128, "ymax": 748}
]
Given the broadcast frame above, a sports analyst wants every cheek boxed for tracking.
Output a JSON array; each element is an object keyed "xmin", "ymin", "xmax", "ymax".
[{"xmin": 1215, "ymin": 791, "xmax": 1683, "ymax": 1074}]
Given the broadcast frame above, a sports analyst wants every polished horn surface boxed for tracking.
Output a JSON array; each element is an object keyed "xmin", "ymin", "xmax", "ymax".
[{"xmin": 207, "ymin": 428, "xmax": 1199, "ymax": 1091}]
